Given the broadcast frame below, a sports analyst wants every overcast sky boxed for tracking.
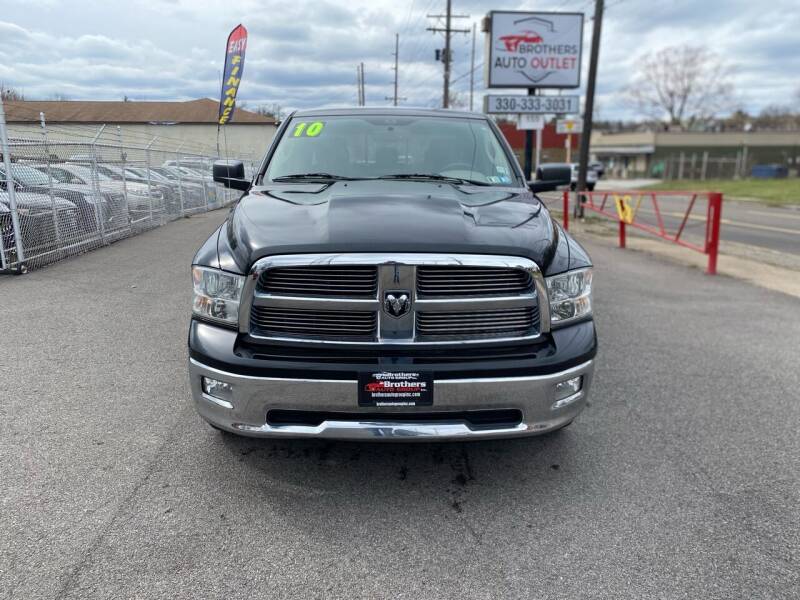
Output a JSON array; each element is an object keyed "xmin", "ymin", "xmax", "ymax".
[{"xmin": 0, "ymin": 0, "xmax": 798, "ymax": 120}]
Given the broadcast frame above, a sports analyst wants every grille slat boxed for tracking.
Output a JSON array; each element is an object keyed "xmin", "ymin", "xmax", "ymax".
[
  {"xmin": 416, "ymin": 307, "xmax": 539, "ymax": 340},
  {"xmin": 250, "ymin": 306, "xmax": 377, "ymax": 339},
  {"xmin": 259, "ymin": 266, "xmax": 378, "ymax": 298},
  {"xmin": 417, "ymin": 266, "xmax": 532, "ymax": 297},
  {"xmin": 417, "ymin": 284, "xmax": 529, "ymax": 290},
  {"xmin": 418, "ymin": 318, "xmax": 533, "ymax": 325}
]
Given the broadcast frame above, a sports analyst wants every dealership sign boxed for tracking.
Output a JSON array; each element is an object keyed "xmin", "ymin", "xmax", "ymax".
[
  {"xmin": 485, "ymin": 94, "xmax": 580, "ymax": 114},
  {"xmin": 556, "ymin": 118, "xmax": 583, "ymax": 134},
  {"xmin": 485, "ymin": 11, "xmax": 583, "ymax": 89},
  {"xmin": 517, "ymin": 115, "xmax": 545, "ymax": 130}
]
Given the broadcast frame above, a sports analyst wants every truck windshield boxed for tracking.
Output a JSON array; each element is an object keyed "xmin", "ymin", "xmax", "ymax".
[{"xmin": 265, "ymin": 115, "xmax": 517, "ymax": 186}]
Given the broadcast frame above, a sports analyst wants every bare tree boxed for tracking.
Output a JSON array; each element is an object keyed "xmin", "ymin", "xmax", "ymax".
[
  {"xmin": 253, "ymin": 102, "xmax": 285, "ymax": 119},
  {"xmin": 0, "ymin": 83, "xmax": 24, "ymax": 101},
  {"xmin": 625, "ymin": 45, "xmax": 734, "ymax": 127},
  {"xmin": 754, "ymin": 105, "xmax": 800, "ymax": 131},
  {"xmin": 447, "ymin": 91, "xmax": 467, "ymax": 110}
]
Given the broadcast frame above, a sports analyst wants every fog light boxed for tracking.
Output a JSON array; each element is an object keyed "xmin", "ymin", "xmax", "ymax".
[
  {"xmin": 552, "ymin": 376, "xmax": 583, "ymax": 409},
  {"xmin": 202, "ymin": 377, "xmax": 233, "ymax": 405}
]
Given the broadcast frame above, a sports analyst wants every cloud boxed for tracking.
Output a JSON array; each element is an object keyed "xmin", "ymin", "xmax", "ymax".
[{"xmin": 0, "ymin": 0, "xmax": 797, "ymax": 118}]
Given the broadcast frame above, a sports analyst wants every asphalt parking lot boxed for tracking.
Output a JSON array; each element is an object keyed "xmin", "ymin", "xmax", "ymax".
[{"xmin": 2, "ymin": 210, "xmax": 798, "ymax": 599}]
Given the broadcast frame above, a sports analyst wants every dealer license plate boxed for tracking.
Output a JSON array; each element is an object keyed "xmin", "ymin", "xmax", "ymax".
[{"xmin": 358, "ymin": 370, "xmax": 434, "ymax": 407}]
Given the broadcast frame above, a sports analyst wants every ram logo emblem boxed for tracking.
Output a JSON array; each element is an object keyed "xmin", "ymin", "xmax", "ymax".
[{"xmin": 383, "ymin": 291, "xmax": 411, "ymax": 318}]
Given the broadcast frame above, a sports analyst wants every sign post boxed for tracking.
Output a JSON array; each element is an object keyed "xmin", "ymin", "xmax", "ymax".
[
  {"xmin": 484, "ymin": 11, "xmax": 584, "ymax": 180},
  {"xmin": 517, "ymin": 113, "xmax": 545, "ymax": 172},
  {"xmin": 536, "ymin": 127, "xmax": 542, "ymax": 171},
  {"xmin": 556, "ymin": 118, "xmax": 583, "ymax": 163},
  {"xmin": 523, "ymin": 90, "xmax": 535, "ymax": 179}
]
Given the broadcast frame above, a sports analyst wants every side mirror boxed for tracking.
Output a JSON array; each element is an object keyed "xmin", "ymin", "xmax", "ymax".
[
  {"xmin": 528, "ymin": 164, "xmax": 572, "ymax": 193},
  {"xmin": 212, "ymin": 160, "xmax": 249, "ymax": 190}
]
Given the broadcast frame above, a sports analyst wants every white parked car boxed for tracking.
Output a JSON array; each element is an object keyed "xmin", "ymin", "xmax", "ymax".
[{"xmin": 570, "ymin": 163, "xmax": 597, "ymax": 191}]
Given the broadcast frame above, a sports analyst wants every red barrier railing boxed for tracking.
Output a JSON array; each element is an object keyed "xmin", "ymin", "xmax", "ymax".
[{"xmin": 561, "ymin": 190, "xmax": 723, "ymax": 275}]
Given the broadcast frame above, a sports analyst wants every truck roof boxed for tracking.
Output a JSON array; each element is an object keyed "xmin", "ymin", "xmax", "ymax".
[{"xmin": 291, "ymin": 107, "xmax": 486, "ymax": 120}]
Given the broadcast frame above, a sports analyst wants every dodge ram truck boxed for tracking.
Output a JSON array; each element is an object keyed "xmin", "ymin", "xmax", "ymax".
[{"xmin": 189, "ymin": 108, "xmax": 596, "ymax": 441}]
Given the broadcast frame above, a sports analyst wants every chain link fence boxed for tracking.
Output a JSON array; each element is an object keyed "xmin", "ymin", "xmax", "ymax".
[
  {"xmin": 1, "ymin": 114, "xmax": 258, "ymax": 273},
  {"xmin": 656, "ymin": 152, "xmax": 749, "ymax": 181}
]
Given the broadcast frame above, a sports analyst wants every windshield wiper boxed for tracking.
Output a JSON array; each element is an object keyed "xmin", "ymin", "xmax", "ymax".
[
  {"xmin": 272, "ymin": 173, "xmax": 360, "ymax": 182},
  {"xmin": 378, "ymin": 173, "xmax": 491, "ymax": 186}
]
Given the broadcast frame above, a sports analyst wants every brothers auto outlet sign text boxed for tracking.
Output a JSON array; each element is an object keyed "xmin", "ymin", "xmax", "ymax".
[{"xmin": 486, "ymin": 11, "xmax": 584, "ymax": 88}]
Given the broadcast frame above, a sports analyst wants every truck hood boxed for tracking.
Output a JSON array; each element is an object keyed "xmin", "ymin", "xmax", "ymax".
[{"xmin": 225, "ymin": 180, "xmax": 558, "ymax": 271}]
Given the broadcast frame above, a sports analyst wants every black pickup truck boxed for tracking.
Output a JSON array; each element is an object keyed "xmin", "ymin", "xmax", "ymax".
[{"xmin": 189, "ymin": 108, "xmax": 596, "ymax": 441}]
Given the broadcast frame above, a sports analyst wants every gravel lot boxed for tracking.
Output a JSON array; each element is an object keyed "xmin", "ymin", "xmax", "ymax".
[{"xmin": 1, "ymin": 210, "xmax": 798, "ymax": 599}]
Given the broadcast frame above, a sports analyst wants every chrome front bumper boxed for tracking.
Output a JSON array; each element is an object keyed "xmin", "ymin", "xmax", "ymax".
[{"xmin": 189, "ymin": 358, "xmax": 595, "ymax": 441}]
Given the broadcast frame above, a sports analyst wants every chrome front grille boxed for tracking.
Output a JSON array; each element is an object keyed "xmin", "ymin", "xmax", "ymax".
[
  {"xmin": 258, "ymin": 266, "xmax": 378, "ymax": 298},
  {"xmin": 242, "ymin": 254, "xmax": 549, "ymax": 345},
  {"xmin": 417, "ymin": 266, "xmax": 532, "ymax": 297},
  {"xmin": 417, "ymin": 307, "xmax": 539, "ymax": 340},
  {"xmin": 250, "ymin": 306, "xmax": 377, "ymax": 340}
]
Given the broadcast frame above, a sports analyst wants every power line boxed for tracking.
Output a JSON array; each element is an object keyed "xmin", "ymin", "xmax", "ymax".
[
  {"xmin": 604, "ymin": 0, "xmax": 627, "ymax": 10},
  {"xmin": 398, "ymin": 0, "xmax": 439, "ymax": 76},
  {"xmin": 469, "ymin": 22, "xmax": 476, "ymax": 111},
  {"xmin": 451, "ymin": 61, "xmax": 483, "ymax": 85},
  {"xmin": 399, "ymin": 0, "xmax": 419, "ymax": 48}
]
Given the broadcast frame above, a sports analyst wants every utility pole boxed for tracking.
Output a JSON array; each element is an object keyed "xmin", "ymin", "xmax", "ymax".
[
  {"xmin": 361, "ymin": 62, "xmax": 366, "ymax": 105},
  {"xmin": 427, "ymin": 2, "xmax": 470, "ymax": 108},
  {"xmin": 385, "ymin": 33, "xmax": 406, "ymax": 106},
  {"xmin": 469, "ymin": 22, "xmax": 476, "ymax": 111},
  {"xmin": 356, "ymin": 64, "xmax": 361, "ymax": 106},
  {"xmin": 356, "ymin": 62, "xmax": 366, "ymax": 106},
  {"xmin": 392, "ymin": 34, "xmax": 399, "ymax": 106},
  {"xmin": 443, "ymin": 0, "xmax": 452, "ymax": 108},
  {"xmin": 576, "ymin": 0, "xmax": 604, "ymax": 206}
]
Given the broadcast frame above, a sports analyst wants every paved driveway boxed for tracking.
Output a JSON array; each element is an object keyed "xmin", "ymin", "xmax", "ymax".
[{"xmin": 1, "ymin": 210, "xmax": 798, "ymax": 599}]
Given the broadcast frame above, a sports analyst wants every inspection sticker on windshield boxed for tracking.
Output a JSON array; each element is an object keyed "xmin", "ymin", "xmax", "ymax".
[
  {"xmin": 291, "ymin": 121, "xmax": 325, "ymax": 138},
  {"xmin": 358, "ymin": 370, "xmax": 433, "ymax": 407}
]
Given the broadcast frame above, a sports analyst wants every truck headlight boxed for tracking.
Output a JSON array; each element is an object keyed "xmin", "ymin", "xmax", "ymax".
[
  {"xmin": 545, "ymin": 267, "xmax": 592, "ymax": 326},
  {"xmin": 192, "ymin": 266, "xmax": 245, "ymax": 326}
]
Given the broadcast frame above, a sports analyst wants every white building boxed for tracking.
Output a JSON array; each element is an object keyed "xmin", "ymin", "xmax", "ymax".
[{"xmin": 4, "ymin": 98, "xmax": 277, "ymax": 162}]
